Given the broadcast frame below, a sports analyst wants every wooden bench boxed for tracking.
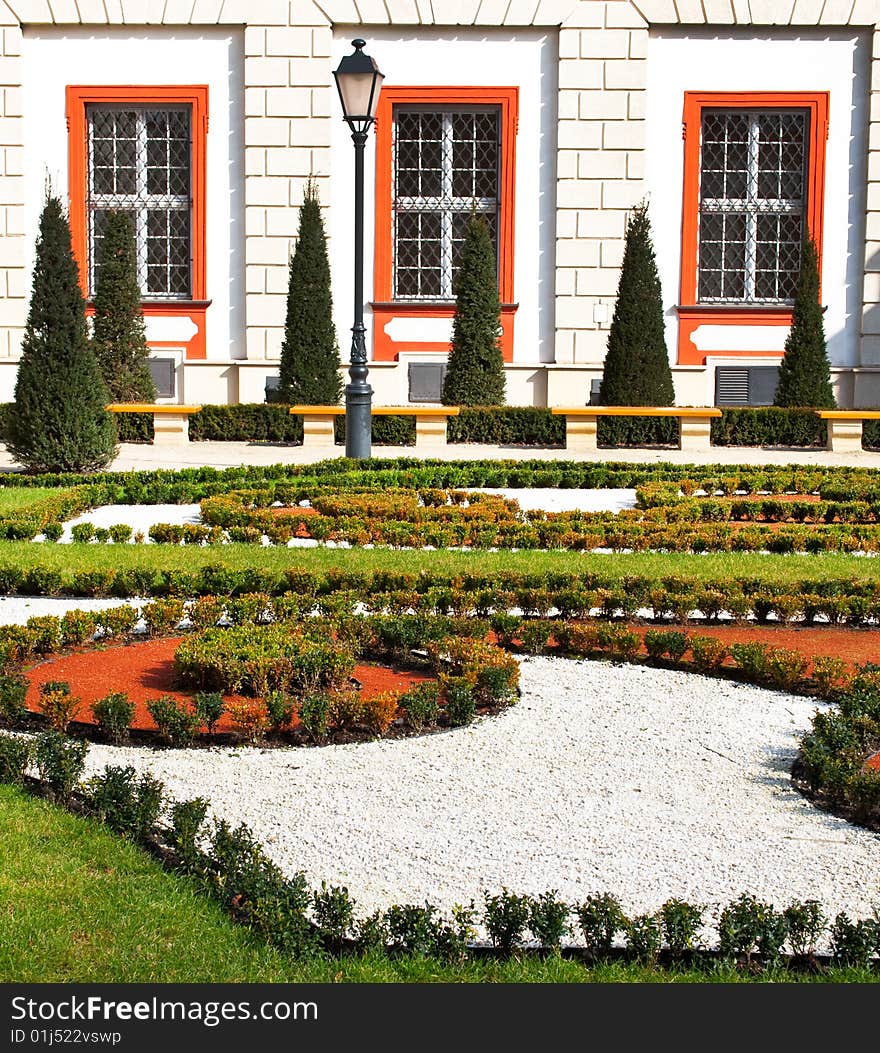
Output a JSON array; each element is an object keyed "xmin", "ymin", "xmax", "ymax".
[
  {"xmin": 106, "ymin": 403, "xmax": 203, "ymax": 445},
  {"xmin": 551, "ymin": 406, "xmax": 723, "ymax": 452},
  {"xmin": 818, "ymin": 410, "xmax": 880, "ymax": 453},
  {"xmin": 289, "ymin": 405, "xmax": 460, "ymax": 449}
]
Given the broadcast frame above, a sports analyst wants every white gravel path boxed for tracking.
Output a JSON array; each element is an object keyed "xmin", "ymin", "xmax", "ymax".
[
  {"xmin": 78, "ymin": 658, "xmax": 880, "ymax": 931},
  {"xmin": 468, "ymin": 488, "xmax": 637, "ymax": 512},
  {"xmin": 0, "ymin": 595, "xmax": 142, "ymax": 625},
  {"xmin": 55, "ymin": 504, "xmax": 201, "ymax": 542}
]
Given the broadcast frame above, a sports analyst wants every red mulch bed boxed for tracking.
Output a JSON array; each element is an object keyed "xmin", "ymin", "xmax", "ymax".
[{"xmin": 23, "ymin": 637, "xmax": 432, "ymax": 732}]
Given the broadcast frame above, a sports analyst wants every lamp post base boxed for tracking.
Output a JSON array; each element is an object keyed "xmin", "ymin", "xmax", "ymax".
[{"xmin": 344, "ymin": 382, "xmax": 373, "ymax": 459}]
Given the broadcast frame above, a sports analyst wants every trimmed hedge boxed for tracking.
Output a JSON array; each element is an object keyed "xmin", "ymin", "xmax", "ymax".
[{"xmin": 17, "ymin": 403, "xmax": 852, "ymax": 449}]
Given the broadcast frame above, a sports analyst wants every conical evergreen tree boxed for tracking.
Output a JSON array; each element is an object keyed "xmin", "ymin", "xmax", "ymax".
[
  {"xmin": 773, "ymin": 235, "xmax": 835, "ymax": 409},
  {"xmin": 278, "ymin": 181, "xmax": 341, "ymax": 405},
  {"xmin": 91, "ymin": 209, "xmax": 156, "ymax": 402},
  {"xmin": 442, "ymin": 214, "xmax": 505, "ymax": 406},
  {"xmin": 599, "ymin": 201, "xmax": 674, "ymax": 406},
  {"xmin": 6, "ymin": 195, "xmax": 116, "ymax": 473}
]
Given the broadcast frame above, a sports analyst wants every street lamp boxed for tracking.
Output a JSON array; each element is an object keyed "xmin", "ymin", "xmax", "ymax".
[{"xmin": 333, "ymin": 38, "xmax": 384, "ymax": 459}]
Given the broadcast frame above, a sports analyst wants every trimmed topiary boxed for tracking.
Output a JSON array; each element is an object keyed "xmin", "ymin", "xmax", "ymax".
[
  {"xmin": 277, "ymin": 180, "xmax": 342, "ymax": 406},
  {"xmin": 91, "ymin": 209, "xmax": 156, "ymax": 403},
  {"xmin": 599, "ymin": 201, "xmax": 674, "ymax": 408},
  {"xmin": 442, "ymin": 213, "xmax": 506, "ymax": 407},
  {"xmin": 7, "ymin": 195, "xmax": 116, "ymax": 472},
  {"xmin": 774, "ymin": 236, "xmax": 836, "ymax": 409}
]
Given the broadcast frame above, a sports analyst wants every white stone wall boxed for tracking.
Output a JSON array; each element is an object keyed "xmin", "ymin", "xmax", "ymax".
[{"xmin": 0, "ymin": 0, "xmax": 875, "ymax": 407}]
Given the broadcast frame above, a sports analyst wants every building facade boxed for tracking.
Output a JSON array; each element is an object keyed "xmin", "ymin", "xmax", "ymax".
[{"xmin": 0, "ymin": 0, "xmax": 877, "ymax": 409}]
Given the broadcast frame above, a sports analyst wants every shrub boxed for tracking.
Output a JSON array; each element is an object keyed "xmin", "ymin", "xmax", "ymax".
[
  {"xmin": 83, "ymin": 765, "xmax": 164, "ymax": 842},
  {"xmin": 42, "ymin": 522, "xmax": 63, "ymax": 542},
  {"xmin": 482, "ymin": 888, "xmax": 531, "ymax": 955},
  {"xmin": 730, "ymin": 641, "xmax": 770, "ymax": 680},
  {"xmin": 168, "ymin": 796, "xmax": 210, "ymax": 874},
  {"xmin": 91, "ymin": 692, "xmax": 135, "ymax": 745},
  {"xmin": 774, "ymin": 236, "xmax": 835, "ymax": 410},
  {"xmin": 26, "ymin": 615, "xmax": 61, "ymax": 654},
  {"xmin": 783, "ymin": 899, "xmax": 826, "ymax": 959},
  {"xmin": 0, "ymin": 674, "xmax": 29, "ymax": 727},
  {"xmin": 6, "ymin": 194, "xmax": 116, "ymax": 472},
  {"xmin": 298, "ymin": 691, "xmax": 330, "ymax": 743},
  {"xmin": 278, "ymin": 180, "xmax": 341, "ymax": 406},
  {"xmin": 659, "ymin": 898, "xmax": 703, "ymax": 956},
  {"xmin": 577, "ymin": 893, "xmax": 628, "ymax": 957},
  {"xmin": 718, "ymin": 893, "xmax": 785, "ymax": 965},
  {"xmin": 70, "ymin": 523, "xmax": 95, "ymax": 543},
  {"xmin": 328, "ymin": 688, "xmax": 363, "ymax": 733},
  {"xmin": 60, "ymin": 608, "xmax": 96, "ymax": 646},
  {"xmin": 33, "ymin": 730, "xmax": 88, "ymax": 801},
  {"xmin": 0, "ymin": 734, "xmax": 31, "ymax": 784},
  {"xmin": 441, "ymin": 213, "xmax": 505, "ymax": 407},
  {"xmin": 142, "ymin": 598, "xmax": 186, "ymax": 637},
  {"xmin": 812, "ymin": 656, "xmax": 848, "ymax": 698},
  {"xmin": 598, "ymin": 201, "xmax": 674, "ymax": 407},
  {"xmin": 312, "ymin": 881, "xmax": 356, "ymax": 955},
  {"xmin": 528, "ymin": 890, "xmax": 569, "ymax": 951},
  {"xmin": 766, "ymin": 649, "xmax": 810, "ymax": 691},
  {"xmin": 147, "ymin": 695, "xmax": 201, "ymax": 747},
  {"xmin": 97, "ymin": 604, "xmax": 139, "ymax": 639},
  {"xmin": 400, "ymin": 682, "xmax": 441, "ymax": 731},
  {"xmin": 109, "ymin": 523, "xmax": 133, "ymax": 544},
  {"xmin": 443, "ymin": 677, "xmax": 476, "ymax": 727},
  {"xmin": 227, "ymin": 698, "xmax": 270, "ymax": 746},
  {"xmin": 194, "ymin": 691, "xmax": 225, "ymax": 737},
  {"xmin": 385, "ymin": 903, "xmax": 443, "ymax": 957},
  {"xmin": 688, "ymin": 635, "xmax": 728, "ymax": 672},
  {"xmin": 361, "ymin": 690, "xmax": 399, "ymax": 736},
  {"xmin": 626, "ymin": 913, "xmax": 662, "ymax": 964},
  {"xmin": 829, "ymin": 912, "xmax": 878, "ymax": 967},
  {"xmin": 38, "ymin": 680, "xmax": 81, "ymax": 732}
]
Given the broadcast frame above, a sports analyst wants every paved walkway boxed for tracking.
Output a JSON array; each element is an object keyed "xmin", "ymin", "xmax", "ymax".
[{"xmin": 3, "ymin": 440, "xmax": 880, "ymax": 473}]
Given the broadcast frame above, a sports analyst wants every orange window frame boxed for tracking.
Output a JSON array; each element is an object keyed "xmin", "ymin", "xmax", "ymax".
[
  {"xmin": 677, "ymin": 91, "xmax": 829, "ymax": 365},
  {"xmin": 372, "ymin": 86, "xmax": 518, "ymax": 363},
  {"xmin": 66, "ymin": 85, "xmax": 209, "ymax": 359}
]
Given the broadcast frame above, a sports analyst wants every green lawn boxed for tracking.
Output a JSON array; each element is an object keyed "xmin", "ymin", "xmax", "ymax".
[
  {"xmin": 1, "ymin": 539, "xmax": 878, "ymax": 584},
  {"xmin": 0, "ymin": 787, "xmax": 875, "ymax": 984},
  {"xmin": 0, "ymin": 487, "xmax": 60, "ymax": 514}
]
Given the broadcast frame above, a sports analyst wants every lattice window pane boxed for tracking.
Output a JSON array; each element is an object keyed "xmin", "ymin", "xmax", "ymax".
[
  {"xmin": 393, "ymin": 106, "xmax": 500, "ymax": 301},
  {"xmin": 698, "ymin": 108, "xmax": 807, "ymax": 304},
  {"xmin": 86, "ymin": 103, "xmax": 192, "ymax": 300}
]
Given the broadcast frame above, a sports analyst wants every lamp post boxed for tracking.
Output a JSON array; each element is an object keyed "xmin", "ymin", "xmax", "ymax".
[{"xmin": 333, "ymin": 39, "xmax": 384, "ymax": 460}]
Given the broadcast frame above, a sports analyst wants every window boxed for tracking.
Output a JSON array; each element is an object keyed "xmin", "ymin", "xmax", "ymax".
[
  {"xmin": 677, "ymin": 91, "xmax": 828, "ymax": 367},
  {"xmin": 87, "ymin": 105, "xmax": 192, "ymax": 300},
  {"xmin": 372, "ymin": 87, "xmax": 518, "ymax": 363},
  {"xmin": 698, "ymin": 110, "xmax": 808, "ymax": 304},
  {"xmin": 393, "ymin": 108, "xmax": 499, "ymax": 301}
]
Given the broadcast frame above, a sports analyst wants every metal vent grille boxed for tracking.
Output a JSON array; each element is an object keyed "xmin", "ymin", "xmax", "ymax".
[
  {"xmin": 699, "ymin": 110, "xmax": 807, "ymax": 304},
  {"xmin": 715, "ymin": 368, "xmax": 750, "ymax": 405},
  {"xmin": 715, "ymin": 366, "xmax": 780, "ymax": 406},
  {"xmin": 87, "ymin": 105, "xmax": 192, "ymax": 300},
  {"xmin": 393, "ymin": 108, "xmax": 500, "ymax": 301}
]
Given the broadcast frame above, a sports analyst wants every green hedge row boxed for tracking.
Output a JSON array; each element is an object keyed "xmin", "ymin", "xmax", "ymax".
[{"xmin": 82, "ymin": 403, "xmax": 868, "ymax": 449}]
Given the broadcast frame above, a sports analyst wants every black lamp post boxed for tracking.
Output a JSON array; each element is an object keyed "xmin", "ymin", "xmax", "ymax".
[{"xmin": 333, "ymin": 39, "xmax": 384, "ymax": 460}]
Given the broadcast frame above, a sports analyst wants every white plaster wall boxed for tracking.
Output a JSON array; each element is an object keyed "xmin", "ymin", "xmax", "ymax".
[
  {"xmin": 21, "ymin": 26, "xmax": 245, "ymax": 360},
  {"xmin": 645, "ymin": 27, "xmax": 870, "ymax": 392},
  {"xmin": 329, "ymin": 28, "xmax": 558, "ymax": 366}
]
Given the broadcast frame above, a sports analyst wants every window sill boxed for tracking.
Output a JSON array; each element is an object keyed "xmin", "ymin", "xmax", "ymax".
[
  {"xmin": 370, "ymin": 301, "xmax": 519, "ymax": 311},
  {"xmin": 86, "ymin": 300, "xmax": 213, "ymax": 310},
  {"xmin": 676, "ymin": 303, "xmax": 792, "ymax": 314}
]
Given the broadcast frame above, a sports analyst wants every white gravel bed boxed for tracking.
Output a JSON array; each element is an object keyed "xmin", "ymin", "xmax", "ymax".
[
  {"xmin": 53, "ymin": 504, "xmax": 202, "ymax": 542},
  {"xmin": 0, "ymin": 595, "xmax": 143, "ymax": 625},
  {"xmin": 79, "ymin": 658, "xmax": 880, "ymax": 935},
  {"xmin": 471, "ymin": 487, "xmax": 637, "ymax": 512}
]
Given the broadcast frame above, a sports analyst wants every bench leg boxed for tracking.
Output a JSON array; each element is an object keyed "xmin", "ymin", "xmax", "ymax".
[
  {"xmin": 152, "ymin": 413, "xmax": 191, "ymax": 444},
  {"xmin": 678, "ymin": 416, "xmax": 713, "ymax": 452},
  {"xmin": 826, "ymin": 419, "xmax": 863, "ymax": 453},
  {"xmin": 414, "ymin": 415, "xmax": 448, "ymax": 449},
  {"xmin": 565, "ymin": 416, "xmax": 598, "ymax": 452},
  {"xmin": 301, "ymin": 414, "xmax": 337, "ymax": 449}
]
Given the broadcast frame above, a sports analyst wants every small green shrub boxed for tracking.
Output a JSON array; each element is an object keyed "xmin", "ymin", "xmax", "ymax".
[
  {"xmin": 689, "ymin": 635, "xmax": 728, "ymax": 671},
  {"xmin": 400, "ymin": 682, "xmax": 441, "ymax": 731},
  {"xmin": 659, "ymin": 898, "xmax": 703, "ymax": 956},
  {"xmin": 443, "ymin": 677, "xmax": 476, "ymax": 727},
  {"xmin": 626, "ymin": 913, "xmax": 662, "ymax": 964},
  {"xmin": 193, "ymin": 691, "xmax": 225, "ymax": 737},
  {"xmin": 482, "ymin": 888, "xmax": 531, "ymax": 955},
  {"xmin": 38, "ymin": 680, "xmax": 81, "ymax": 732},
  {"xmin": 70, "ymin": 523, "xmax": 95, "ymax": 544},
  {"xmin": 147, "ymin": 695, "xmax": 201, "ymax": 747},
  {"xmin": 312, "ymin": 881, "xmax": 356, "ymax": 955},
  {"xmin": 33, "ymin": 730, "xmax": 88, "ymax": 801},
  {"xmin": 829, "ymin": 912, "xmax": 878, "ymax": 967},
  {"xmin": 91, "ymin": 691, "xmax": 135, "ymax": 745},
  {"xmin": 168, "ymin": 796, "xmax": 210, "ymax": 873},
  {"xmin": 298, "ymin": 691, "xmax": 330, "ymax": 743},
  {"xmin": 783, "ymin": 899, "xmax": 826, "ymax": 959},
  {"xmin": 0, "ymin": 674, "xmax": 29, "ymax": 727},
  {"xmin": 109, "ymin": 523, "xmax": 133, "ymax": 543},
  {"xmin": 265, "ymin": 690, "xmax": 295, "ymax": 732},
  {"xmin": 0, "ymin": 733, "xmax": 31, "ymax": 783},
  {"xmin": 528, "ymin": 890, "xmax": 569, "ymax": 951},
  {"xmin": 42, "ymin": 522, "xmax": 63, "ymax": 542},
  {"xmin": 60, "ymin": 608, "xmax": 96, "ymax": 646},
  {"xmin": 385, "ymin": 903, "xmax": 443, "ymax": 957},
  {"xmin": 83, "ymin": 765, "xmax": 164, "ymax": 842},
  {"xmin": 576, "ymin": 893, "xmax": 628, "ymax": 958}
]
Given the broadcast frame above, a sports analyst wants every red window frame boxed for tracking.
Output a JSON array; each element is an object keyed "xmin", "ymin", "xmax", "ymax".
[
  {"xmin": 677, "ymin": 91, "xmax": 829, "ymax": 365},
  {"xmin": 371, "ymin": 86, "xmax": 518, "ymax": 363},
  {"xmin": 66, "ymin": 85, "xmax": 209, "ymax": 360}
]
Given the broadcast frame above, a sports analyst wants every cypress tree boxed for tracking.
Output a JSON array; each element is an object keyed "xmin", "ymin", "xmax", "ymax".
[
  {"xmin": 442, "ymin": 213, "xmax": 505, "ymax": 406},
  {"xmin": 91, "ymin": 209, "xmax": 156, "ymax": 402},
  {"xmin": 773, "ymin": 235, "xmax": 835, "ymax": 409},
  {"xmin": 599, "ymin": 201, "xmax": 674, "ymax": 406},
  {"xmin": 278, "ymin": 180, "xmax": 341, "ymax": 405},
  {"xmin": 7, "ymin": 195, "xmax": 116, "ymax": 473}
]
